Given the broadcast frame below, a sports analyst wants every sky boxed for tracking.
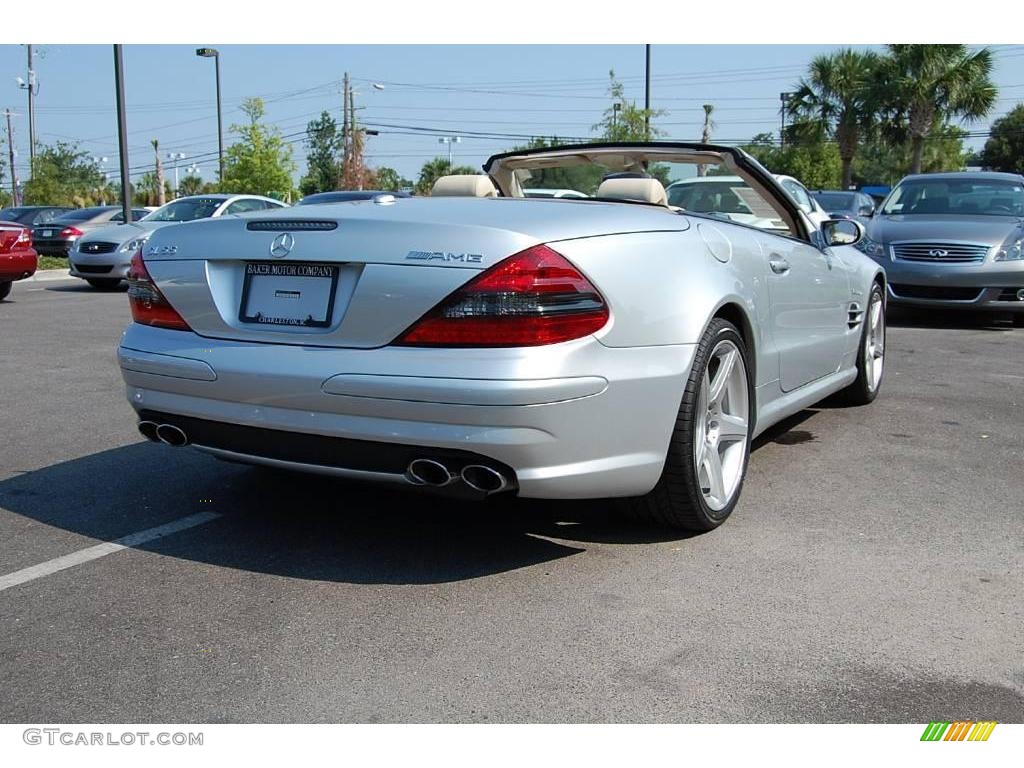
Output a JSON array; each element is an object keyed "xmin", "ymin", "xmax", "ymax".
[{"xmin": 2, "ymin": 43, "xmax": 1024, "ymax": 189}]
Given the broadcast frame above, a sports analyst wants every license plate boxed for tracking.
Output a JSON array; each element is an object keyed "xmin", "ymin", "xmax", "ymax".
[
  {"xmin": 41, "ymin": 230, "xmax": 53, "ymax": 238},
  {"xmin": 239, "ymin": 262, "xmax": 340, "ymax": 328}
]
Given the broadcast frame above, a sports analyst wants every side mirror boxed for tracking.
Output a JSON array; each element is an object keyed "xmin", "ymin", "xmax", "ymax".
[
  {"xmin": 821, "ymin": 218, "xmax": 864, "ymax": 247},
  {"xmin": 859, "ymin": 205, "xmax": 875, "ymax": 217}
]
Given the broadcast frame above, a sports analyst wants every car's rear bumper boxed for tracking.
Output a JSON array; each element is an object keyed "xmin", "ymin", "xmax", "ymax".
[
  {"xmin": 33, "ymin": 239, "xmax": 73, "ymax": 257},
  {"xmin": 118, "ymin": 323, "xmax": 695, "ymax": 499},
  {"xmin": 879, "ymin": 256, "xmax": 1024, "ymax": 311},
  {"xmin": 0, "ymin": 248, "xmax": 38, "ymax": 281}
]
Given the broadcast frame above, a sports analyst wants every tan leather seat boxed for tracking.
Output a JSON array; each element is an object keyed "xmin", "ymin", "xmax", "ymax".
[
  {"xmin": 431, "ymin": 175, "xmax": 497, "ymax": 198},
  {"xmin": 596, "ymin": 177, "xmax": 668, "ymax": 206}
]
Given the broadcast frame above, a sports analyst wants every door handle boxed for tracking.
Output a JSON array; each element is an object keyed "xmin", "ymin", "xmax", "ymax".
[{"xmin": 768, "ymin": 255, "xmax": 790, "ymax": 274}]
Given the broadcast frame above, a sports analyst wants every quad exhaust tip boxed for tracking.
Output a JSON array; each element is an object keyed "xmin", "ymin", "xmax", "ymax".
[
  {"xmin": 406, "ymin": 458, "xmax": 456, "ymax": 487},
  {"xmin": 155, "ymin": 423, "xmax": 189, "ymax": 447},
  {"xmin": 137, "ymin": 420, "xmax": 160, "ymax": 443},
  {"xmin": 139, "ymin": 421, "xmax": 189, "ymax": 447},
  {"xmin": 461, "ymin": 464, "xmax": 509, "ymax": 494}
]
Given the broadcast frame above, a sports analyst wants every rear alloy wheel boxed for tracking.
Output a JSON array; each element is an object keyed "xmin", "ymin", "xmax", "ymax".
[
  {"xmin": 0, "ymin": 280, "xmax": 11, "ymax": 301},
  {"xmin": 627, "ymin": 318, "xmax": 753, "ymax": 531},
  {"xmin": 840, "ymin": 282, "xmax": 885, "ymax": 405},
  {"xmin": 86, "ymin": 278, "xmax": 123, "ymax": 290}
]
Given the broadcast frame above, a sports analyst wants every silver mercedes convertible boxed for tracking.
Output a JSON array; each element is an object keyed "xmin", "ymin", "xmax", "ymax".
[{"xmin": 118, "ymin": 142, "xmax": 886, "ymax": 531}]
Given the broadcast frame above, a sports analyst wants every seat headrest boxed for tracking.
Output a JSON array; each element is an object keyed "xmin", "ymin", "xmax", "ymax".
[
  {"xmin": 431, "ymin": 175, "xmax": 497, "ymax": 198},
  {"xmin": 596, "ymin": 177, "xmax": 668, "ymax": 206}
]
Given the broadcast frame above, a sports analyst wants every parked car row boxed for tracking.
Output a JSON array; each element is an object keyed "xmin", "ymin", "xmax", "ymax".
[{"xmin": 5, "ymin": 170, "xmax": 1023, "ymax": 319}]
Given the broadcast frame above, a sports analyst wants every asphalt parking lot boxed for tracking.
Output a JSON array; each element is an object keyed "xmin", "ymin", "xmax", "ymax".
[{"xmin": 1, "ymin": 276, "xmax": 1022, "ymax": 723}]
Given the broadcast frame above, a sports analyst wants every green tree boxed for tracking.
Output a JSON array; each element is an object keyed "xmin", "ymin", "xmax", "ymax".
[
  {"xmin": 299, "ymin": 111, "xmax": 342, "ymax": 196},
  {"xmin": 135, "ymin": 172, "xmax": 172, "ymax": 206},
  {"xmin": 22, "ymin": 142, "xmax": 105, "ymax": 205},
  {"xmin": 221, "ymin": 97, "xmax": 297, "ymax": 199},
  {"xmin": 980, "ymin": 104, "xmax": 1024, "ymax": 172},
  {"xmin": 788, "ymin": 48, "xmax": 880, "ymax": 189},
  {"xmin": 592, "ymin": 71, "xmax": 665, "ymax": 141},
  {"xmin": 415, "ymin": 157, "xmax": 477, "ymax": 196},
  {"xmin": 878, "ymin": 44, "xmax": 996, "ymax": 174},
  {"xmin": 373, "ymin": 166, "xmax": 413, "ymax": 192},
  {"xmin": 741, "ymin": 128, "xmax": 842, "ymax": 189},
  {"xmin": 856, "ymin": 123, "xmax": 968, "ymax": 185},
  {"xmin": 177, "ymin": 175, "xmax": 205, "ymax": 196}
]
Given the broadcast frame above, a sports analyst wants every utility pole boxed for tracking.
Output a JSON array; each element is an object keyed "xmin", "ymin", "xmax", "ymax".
[
  {"xmin": 340, "ymin": 72, "xmax": 350, "ymax": 188},
  {"xmin": 779, "ymin": 92, "xmax": 793, "ymax": 150},
  {"xmin": 113, "ymin": 45, "xmax": 132, "ymax": 223},
  {"xmin": 4, "ymin": 109, "xmax": 20, "ymax": 206},
  {"xmin": 644, "ymin": 44, "xmax": 651, "ymax": 140}
]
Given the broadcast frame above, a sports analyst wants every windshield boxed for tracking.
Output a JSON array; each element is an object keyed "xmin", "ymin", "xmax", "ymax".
[
  {"xmin": 882, "ymin": 178, "xmax": 1024, "ymax": 217},
  {"xmin": 516, "ymin": 158, "xmax": 788, "ymax": 233},
  {"xmin": 145, "ymin": 198, "xmax": 222, "ymax": 222},
  {"xmin": 813, "ymin": 192, "xmax": 856, "ymax": 211}
]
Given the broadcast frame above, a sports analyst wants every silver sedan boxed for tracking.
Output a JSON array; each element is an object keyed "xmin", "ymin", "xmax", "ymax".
[
  {"xmin": 118, "ymin": 143, "xmax": 885, "ymax": 531},
  {"xmin": 70, "ymin": 194, "xmax": 288, "ymax": 289},
  {"xmin": 855, "ymin": 171, "xmax": 1024, "ymax": 317}
]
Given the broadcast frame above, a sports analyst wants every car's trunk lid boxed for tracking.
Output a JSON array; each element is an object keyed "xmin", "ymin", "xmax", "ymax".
[{"xmin": 141, "ymin": 197, "xmax": 690, "ymax": 348}]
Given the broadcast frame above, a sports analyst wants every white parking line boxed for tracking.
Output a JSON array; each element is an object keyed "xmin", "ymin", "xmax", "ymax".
[{"xmin": 0, "ymin": 511, "xmax": 221, "ymax": 593}]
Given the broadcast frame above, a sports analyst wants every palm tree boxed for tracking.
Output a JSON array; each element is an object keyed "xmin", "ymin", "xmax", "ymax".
[
  {"xmin": 177, "ymin": 175, "xmax": 204, "ymax": 196},
  {"xmin": 879, "ymin": 44, "xmax": 996, "ymax": 175},
  {"xmin": 787, "ymin": 48, "xmax": 880, "ymax": 190},
  {"xmin": 151, "ymin": 139, "xmax": 166, "ymax": 206}
]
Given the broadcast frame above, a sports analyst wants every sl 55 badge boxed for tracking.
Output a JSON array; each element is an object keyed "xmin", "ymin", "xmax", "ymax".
[{"xmin": 146, "ymin": 244, "xmax": 178, "ymax": 256}]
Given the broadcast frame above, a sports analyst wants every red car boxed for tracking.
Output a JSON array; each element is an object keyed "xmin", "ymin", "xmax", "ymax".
[{"xmin": 0, "ymin": 224, "xmax": 38, "ymax": 301}]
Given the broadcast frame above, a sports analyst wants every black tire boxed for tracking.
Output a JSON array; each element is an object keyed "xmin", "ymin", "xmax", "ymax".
[
  {"xmin": 840, "ymin": 281, "xmax": 885, "ymax": 405},
  {"xmin": 625, "ymin": 318, "xmax": 753, "ymax": 531},
  {"xmin": 0, "ymin": 281, "xmax": 11, "ymax": 301},
  {"xmin": 86, "ymin": 278, "xmax": 123, "ymax": 290}
]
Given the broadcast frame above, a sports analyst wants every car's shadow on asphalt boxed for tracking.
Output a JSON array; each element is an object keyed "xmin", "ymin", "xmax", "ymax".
[
  {"xmin": 0, "ymin": 440, "xmax": 699, "ymax": 585},
  {"xmin": 886, "ymin": 305, "xmax": 1019, "ymax": 331}
]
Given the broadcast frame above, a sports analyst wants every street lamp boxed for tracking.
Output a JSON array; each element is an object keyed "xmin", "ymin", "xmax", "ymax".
[
  {"xmin": 166, "ymin": 151, "xmax": 186, "ymax": 197},
  {"xmin": 438, "ymin": 136, "xmax": 461, "ymax": 168},
  {"xmin": 195, "ymin": 47, "xmax": 224, "ymax": 183}
]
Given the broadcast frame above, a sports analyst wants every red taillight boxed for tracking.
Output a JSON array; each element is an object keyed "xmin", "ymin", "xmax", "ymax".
[
  {"xmin": 60, "ymin": 226, "xmax": 83, "ymax": 238},
  {"xmin": 127, "ymin": 250, "xmax": 190, "ymax": 331},
  {"xmin": 15, "ymin": 227, "xmax": 31, "ymax": 247},
  {"xmin": 394, "ymin": 244, "xmax": 609, "ymax": 347}
]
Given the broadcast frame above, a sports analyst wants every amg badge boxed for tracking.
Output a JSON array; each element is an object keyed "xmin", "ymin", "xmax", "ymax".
[{"xmin": 406, "ymin": 250, "xmax": 483, "ymax": 264}]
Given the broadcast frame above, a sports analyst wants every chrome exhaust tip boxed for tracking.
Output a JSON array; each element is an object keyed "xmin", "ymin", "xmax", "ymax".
[
  {"xmin": 137, "ymin": 420, "xmax": 160, "ymax": 443},
  {"xmin": 405, "ymin": 458, "xmax": 455, "ymax": 487},
  {"xmin": 156, "ymin": 423, "xmax": 189, "ymax": 447},
  {"xmin": 461, "ymin": 464, "xmax": 509, "ymax": 494}
]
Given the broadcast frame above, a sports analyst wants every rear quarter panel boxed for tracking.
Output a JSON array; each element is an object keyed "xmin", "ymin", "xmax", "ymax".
[{"xmin": 554, "ymin": 221, "xmax": 778, "ymax": 388}]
